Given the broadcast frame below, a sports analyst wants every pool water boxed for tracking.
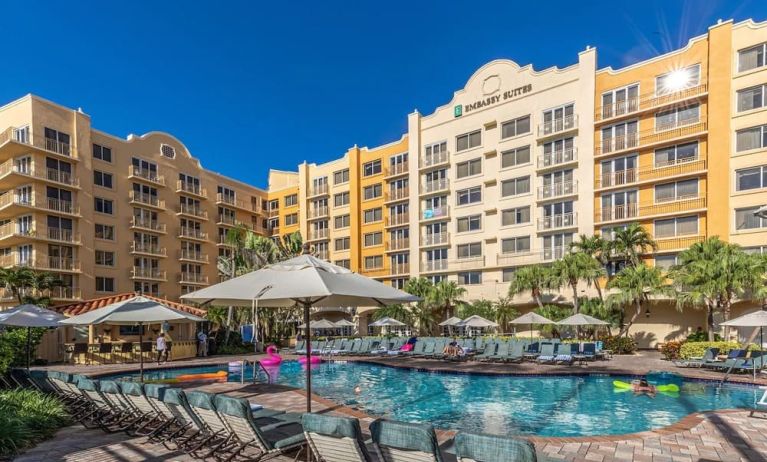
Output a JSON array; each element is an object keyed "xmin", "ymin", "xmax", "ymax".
[{"xmin": 113, "ymin": 361, "xmax": 760, "ymax": 437}]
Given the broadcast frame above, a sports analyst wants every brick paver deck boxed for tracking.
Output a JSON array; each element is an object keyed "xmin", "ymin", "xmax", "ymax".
[{"xmin": 19, "ymin": 351, "xmax": 767, "ymax": 461}]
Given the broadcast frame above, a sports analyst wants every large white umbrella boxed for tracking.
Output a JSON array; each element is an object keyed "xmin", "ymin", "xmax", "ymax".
[
  {"xmin": 60, "ymin": 295, "xmax": 204, "ymax": 380},
  {"xmin": 298, "ymin": 319, "xmax": 337, "ymax": 329},
  {"xmin": 0, "ymin": 304, "xmax": 66, "ymax": 370},
  {"xmin": 369, "ymin": 317, "xmax": 406, "ymax": 327},
  {"xmin": 510, "ymin": 312, "xmax": 556, "ymax": 342},
  {"xmin": 557, "ymin": 314, "xmax": 609, "ymax": 326},
  {"xmin": 182, "ymin": 254, "xmax": 419, "ymax": 412},
  {"xmin": 438, "ymin": 316, "xmax": 463, "ymax": 326},
  {"xmin": 333, "ymin": 319, "xmax": 356, "ymax": 327},
  {"xmin": 458, "ymin": 315, "xmax": 498, "ymax": 328},
  {"xmin": 722, "ymin": 309, "xmax": 767, "ymax": 380}
]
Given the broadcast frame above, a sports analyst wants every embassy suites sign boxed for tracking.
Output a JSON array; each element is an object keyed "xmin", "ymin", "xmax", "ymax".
[{"xmin": 454, "ymin": 84, "xmax": 532, "ymax": 117}]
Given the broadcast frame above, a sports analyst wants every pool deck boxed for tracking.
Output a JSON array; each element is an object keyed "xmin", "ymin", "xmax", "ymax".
[{"xmin": 22, "ymin": 351, "xmax": 767, "ymax": 462}]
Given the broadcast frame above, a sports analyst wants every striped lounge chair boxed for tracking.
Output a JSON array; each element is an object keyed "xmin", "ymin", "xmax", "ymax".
[
  {"xmin": 455, "ymin": 431, "xmax": 537, "ymax": 461},
  {"xmin": 369, "ymin": 418, "xmax": 446, "ymax": 462},
  {"xmin": 302, "ymin": 413, "xmax": 374, "ymax": 461}
]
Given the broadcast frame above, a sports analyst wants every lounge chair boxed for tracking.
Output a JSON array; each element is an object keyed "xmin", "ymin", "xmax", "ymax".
[
  {"xmin": 504, "ymin": 342, "xmax": 525, "ymax": 363},
  {"xmin": 581, "ymin": 343, "xmax": 597, "ymax": 361},
  {"xmin": 704, "ymin": 349, "xmax": 747, "ymax": 369},
  {"xmin": 536, "ymin": 344, "xmax": 556, "ymax": 364},
  {"xmin": 553, "ymin": 344, "xmax": 577, "ymax": 365},
  {"xmin": 404, "ymin": 340, "xmax": 427, "ymax": 357},
  {"xmin": 340, "ymin": 338, "xmax": 362, "ymax": 355},
  {"xmin": 673, "ymin": 347, "xmax": 719, "ymax": 368},
  {"xmin": 157, "ymin": 388, "xmax": 207, "ymax": 450},
  {"xmin": 428, "ymin": 339, "xmax": 448, "ymax": 359},
  {"xmin": 294, "ymin": 340, "xmax": 306, "ymax": 355},
  {"xmin": 475, "ymin": 342, "xmax": 497, "ymax": 362},
  {"xmin": 185, "ymin": 390, "xmax": 238, "ymax": 457},
  {"xmin": 416, "ymin": 340, "xmax": 436, "ymax": 358},
  {"xmin": 475, "ymin": 337, "xmax": 485, "ymax": 352},
  {"xmin": 455, "ymin": 431, "xmax": 537, "ymax": 462},
  {"xmin": 119, "ymin": 381, "xmax": 168, "ymax": 436},
  {"xmin": 214, "ymin": 394, "xmax": 306, "ymax": 462},
  {"xmin": 369, "ymin": 418, "xmax": 446, "ymax": 462},
  {"xmin": 488, "ymin": 342, "xmax": 510, "ymax": 362},
  {"xmin": 302, "ymin": 413, "xmax": 374, "ymax": 462}
]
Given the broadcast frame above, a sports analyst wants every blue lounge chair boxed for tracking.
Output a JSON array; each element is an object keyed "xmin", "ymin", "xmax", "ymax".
[
  {"xmin": 455, "ymin": 431, "xmax": 537, "ymax": 462},
  {"xmin": 417, "ymin": 340, "xmax": 437, "ymax": 358},
  {"xmin": 673, "ymin": 347, "xmax": 719, "ymax": 368},
  {"xmin": 302, "ymin": 413, "xmax": 374, "ymax": 462},
  {"xmin": 536, "ymin": 344, "xmax": 556, "ymax": 364},
  {"xmin": 475, "ymin": 342, "xmax": 497, "ymax": 361},
  {"xmin": 553, "ymin": 343, "xmax": 577, "ymax": 365},
  {"xmin": 370, "ymin": 418, "xmax": 445, "ymax": 462},
  {"xmin": 582, "ymin": 343, "xmax": 597, "ymax": 361}
]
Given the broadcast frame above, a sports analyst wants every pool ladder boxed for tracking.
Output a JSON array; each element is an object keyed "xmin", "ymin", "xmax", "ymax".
[{"xmin": 238, "ymin": 358, "xmax": 272, "ymax": 384}]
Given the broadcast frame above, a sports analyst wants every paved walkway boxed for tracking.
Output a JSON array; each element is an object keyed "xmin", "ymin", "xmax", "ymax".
[{"xmin": 16, "ymin": 351, "xmax": 767, "ymax": 461}]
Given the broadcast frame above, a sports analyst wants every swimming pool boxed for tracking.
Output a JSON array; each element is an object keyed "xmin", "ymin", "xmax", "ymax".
[{"xmin": 110, "ymin": 361, "xmax": 760, "ymax": 437}]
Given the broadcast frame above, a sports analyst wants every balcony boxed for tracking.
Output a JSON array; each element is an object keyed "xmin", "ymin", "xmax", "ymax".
[
  {"xmin": 595, "ymin": 157, "xmax": 707, "ymax": 190},
  {"xmin": 216, "ymin": 193, "xmax": 256, "ymax": 212},
  {"xmin": 421, "ymin": 178, "xmax": 449, "ymax": 195},
  {"xmin": 308, "ymin": 206, "xmax": 329, "ymax": 220},
  {"xmin": 0, "ymin": 160, "xmax": 80, "ymax": 188},
  {"xmin": 0, "ymin": 193, "xmax": 79, "ymax": 217},
  {"xmin": 268, "ymin": 226, "xmax": 280, "ymax": 236},
  {"xmin": 307, "ymin": 229, "xmax": 329, "ymax": 241},
  {"xmin": 596, "ymin": 83, "xmax": 708, "ymax": 123},
  {"xmin": 128, "ymin": 166, "xmax": 165, "ymax": 186},
  {"xmin": 217, "ymin": 214, "xmax": 236, "ymax": 226},
  {"xmin": 129, "ymin": 191, "xmax": 165, "ymax": 209},
  {"xmin": 451, "ymin": 256, "xmax": 485, "ymax": 270},
  {"xmin": 537, "ymin": 213, "xmax": 577, "ymax": 231},
  {"xmin": 308, "ymin": 184, "xmax": 329, "ymax": 197},
  {"xmin": 385, "ymin": 213, "xmax": 409, "ymax": 227},
  {"xmin": 421, "ymin": 232, "xmax": 449, "ymax": 247},
  {"xmin": 385, "ymin": 187, "xmax": 409, "ymax": 203},
  {"xmin": 537, "ymin": 148, "xmax": 577, "ymax": 170},
  {"xmin": 177, "ymin": 204, "xmax": 208, "ymax": 220},
  {"xmin": 176, "ymin": 180, "xmax": 208, "ymax": 198},
  {"xmin": 0, "ymin": 127, "xmax": 78, "ymax": 159},
  {"xmin": 131, "ymin": 267, "xmax": 167, "ymax": 281},
  {"xmin": 655, "ymin": 235, "xmax": 705, "ymax": 253},
  {"xmin": 179, "ymin": 249, "xmax": 209, "ymax": 263},
  {"xmin": 595, "ymin": 197, "xmax": 706, "ymax": 224},
  {"xmin": 537, "ymin": 181, "xmax": 578, "ymax": 201},
  {"xmin": 543, "ymin": 246, "xmax": 567, "ymax": 261},
  {"xmin": 386, "ymin": 238, "xmax": 410, "ymax": 251},
  {"xmin": 537, "ymin": 115, "xmax": 578, "ymax": 138},
  {"xmin": 596, "ymin": 120, "xmax": 707, "ymax": 157},
  {"xmin": 386, "ymin": 162, "xmax": 409, "ymax": 177},
  {"xmin": 178, "ymin": 272, "xmax": 209, "ymax": 285},
  {"xmin": 421, "ymin": 206, "xmax": 450, "ymax": 221},
  {"xmin": 390, "ymin": 263, "xmax": 410, "ymax": 275},
  {"xmin": 496, "ymin": 251, "xmax": 543, "ymax": 267},
  {"xmin": 0, "ymin": 223, "xmax": 81, "ymax": 245},
  {"xmin": 179, "ymin": 227, "xmax": 208, "ymax": 241},
  {"xmin": 265, "ymin": 208, "xmax": 279, "ymax": 218},
  {"xmin": 420, "ymin": 151, "xmax": 449, "ymax": 169},
  {"xmin": 130, "ymin": 242, "xmax": 167, "ymax": 257},
  {"xmin": 0, "ymin": 255, "xmax": 81, "ymax": 272},
  {"xmin": 421, "ymin": 259, "xmax": 448, "ymax": 272},
  {"xmin": 0, "ymin": 286, "xmax": 81, "ymax": 301},
  {"xmin": 130, "ymin": 217, "xmax": 166, "ymax": 234}
]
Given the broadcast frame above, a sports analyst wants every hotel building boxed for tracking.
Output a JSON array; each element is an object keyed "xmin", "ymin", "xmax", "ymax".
[{"xmin": 1, "ymin": 18, "xmax": 766, "ymax": 347}]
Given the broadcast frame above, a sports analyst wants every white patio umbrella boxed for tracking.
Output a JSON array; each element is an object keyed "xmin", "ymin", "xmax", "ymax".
[
  {"xmin": 458, "ymin": 315, "xmax": 498, "ymax": 328},
  {"xmin": 438, "ymin": 316, "xmax": 463, "ymax": 327},
  {"xmin": 182, "ymin": 254, "xmax": 419, "ymax": 412},
  {"xmin": 298, "ymin": 319, "xmax": 337, "ymax": 329},
  {"xmin": 60, "ymin": 295, "xmax": 204, "ymax": 380},
  {"xmin": 369, "ymin": 317, "xmax": 406, "ymax": 327},
  {"xmin": 333, "ymin": 319, "xmax": 356, "ymax": 327},
  {"xmin": 557, "ymin": 314, "xmax": 609, "ymax": 326},
  {"xmin": 0, "ymin": 304, "xmax": 67, "ymax": 370},
  {"xmin": 722, "ymin": 309, "xmax": 767, "ymax": 380},
  {"xmin": 509, "ymin": 312, "xmax": 556, "ymax": 342}
]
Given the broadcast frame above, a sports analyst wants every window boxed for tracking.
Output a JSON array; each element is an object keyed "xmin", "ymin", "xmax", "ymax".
[
  {"xmin": 363, "ymin": 208, "xmax": 382, "ymax": 223},
  {"xmin": 95, "ymin": 277, "xmax": 115, "ymax": 293},
  {"xmin": 738, "ymin": 43, "xmax": 766, "ymax": 73},
  {"xmin": 93, "ymin": 170, "xmax": 113, "ymax": 189},
  {"xmin": 541, "ymin": 104, "xmax": 575, "ymax": 134},
  {"xmin": 160, "ymin": 144, "xmax": 176, "ymax": 158},
  {"xmin": 655, "ymin": 64, "xmax": 701, "ymax": 95},
  {"xmin": 44, "ymin": 127, "xmax": 71, "ymax": 155},
  {"xmin": 334, "ymin": 192, "xmax": 350, "ymax": 207},
  {"xmin": 502, "ymin": 268, "xmax": 516, "ymax": 282},
  {"xmin": 364, "ymin": 232, "xmax": 383, "ymax": 247},
  {"xmin": 501, "ymin": 206, "xmax": 531, "ymax": 226},
  {"xmin": 501, "ymin": 176, "xmax": 530, "ymax": 197},
  {"xmin": 457, "ymin": 242, "xmax": 482, "ymax": 259},
  {"xmin": 457, "ymin": 215, "xmax": 481, "ymax": 233},
  {"xmin": 389, "ymin": 153, "xmax": 408, "ymax": 172},
  {"xmin": 654, "ymin": 179, "xmax": 698, "ymax": 202},
  {"xmin": 456, "ymin": 130, "xmax": 481, "ymax": 152},
  {"xmin": 364, "ymin": 255, "xmax": 383, "ymax": 269},
  {"xmin": 501, "ymin": 146, "xmax": 531, "ymax": 168},
  {"xmin": 334, "ymin": 169, "xmax": 350, "ymax": 184},
  {"xmin": 736, "ymin": 207, "xmax": 767, "ymax": 230},
  {"xmin": 95, "ymin": 250, "xmax": 115, "ymax": 266},
  {"xmin": 501, "ymin": 236, "xmax": 531, "ymax": 254},
  {"xmin": 391, "ymin": 278, "xmax": 407, "ymax": 290},
  {"xmin": 335, "ymin": 259, "xmax": 351, "ymax": 269},
  {"xmin": 335, "ymin": 237, "xmax": 350, "ymax": 251},
  {"xmin": 601, "ymin": 155, "xmax": 638, "ymax": 187},
  {"xmin": 655, "ymin": 104, "xmax": 699, "ymax": 131},
  {"xmin": 94, "ymin": 197, "xmax": 114, "ymax": 215},
  {"xmin": 601, "ymin": 120, "xmax": 639, "ymax": 152},
  {"xmin": 655, "ymin": 142, "xmax": 698, "ymax": 167},
  {"xmin": 334, "ymin": 214, "xmax": 350, "ymax": 229},
  {"xmin": 737, "ymin": 166, "xmax": 767, "ymax": 191},
  {"xmin": 284, "ymin": 194, "xmax": 298, "ymax": 207},
  {"xmin": 601, "ymin": 84, "xmax": 640, "ymax": 118},
  {"xmin": 363, "ymin": 183, "xmax": 382, "ymax": 200},
  {"xmin": 655, "ymin": 255, "xmax": 678, "ymax": 272},
  {"xmin": 456, "ymin": 187, "xmax": 481, "ymax": 205},
  {"xmin": 456, "ymin": 158, "xmax": 481, "ymax": 178},
  {"xmin": 95, "ymin": 224, "xmax": 114, "ymax": 240},
  {"xmin": 267, "ymin": 199, "xmax": 279, "ymax": 212},
  {"xmin": 285, "ymin": 213, "xmax": 298, "ymax": 226},
  {"xmin": 543, "ymin": 234, "xmax": 573, "ymax": 260},
  {"xmin": 737, "ymin": 85, "xmax": 766, "ymax": 112},
  {"xmin": 655, "ymin": 216, "xmax": 698, "ymax": 238},
  {"xmin": 600, "ymin": 190, "xmax": 638, "ymax": 221},
  {"xmin": 736, "ymin": 125, "xmax": 767, "ymax": 152},
  {"xmin": 458, "ymin": 271, "xmax": 482, "ymax": 285},
  {"xmin": 424, "ymin": 141, "xmax": 448, "ymax": 160},
  {"xmin": 93, "ymin": 144, "xmax": 112, "ymax": 162},
  {"xmin": 363, "ymin": 160, "xmax": 382, "ymax": 177},
  {"xmin": 501, "ymin": 115, "xmax": 531, "ymax": 139}
]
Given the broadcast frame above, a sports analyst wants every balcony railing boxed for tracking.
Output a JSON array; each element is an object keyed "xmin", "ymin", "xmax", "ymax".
[
  {"xmin": 131, "ymin": 242, "xmax": 167, "ymax": 256},
  {"xmin": 131, "ymin": 267, "xmax": 166, "ymax": 281},
  {"xmin": 129, "ymin": 166, "xmax": 165, "ymax": 186},
  {"xmin": 129, "ymin": 191, "xmax": 164, "ymax": 208},
  {"xmin": 0, "ymin": 255, "xmax": 80, "ymax": 272},
  {"xmin": 596, "ymin": 158, "xmax": 706, "ymax": 189},
  {"xmin": 421, "ymin": 151, "xmax": 449, "ymax": 168},
  {"xmin": 0, "ymin": 193, "xmax": 80, "ymax": 216},
  {"xmin": 179, "ymin": 227, "xmax": 208, "ymax": 240},
  {"xmin": 309, "ymin": 184, "xmax": 329, "ymax": 197},
  {"xmin": 387, "ymin": 162, "xmax": 409, "ymax": 177},
  {"xmin": 177, "ymin": 204, "xmax": 208, "ymax": 219},
  {"xmin": 451, "ymin": 256, "xmax": 485, "ymax": 270},
  {"xmin": 0, "ymin": 127, "xmax": 77, "ymax": 158},
  {"xmin": 179, "ymin": 273, "xmax": 209, "ymax": 284},
  {"xmin": 179, "ymin": 250, "xmax": 209, "ymax": 263},
  {"xmin": 308, "ymin": 206, "xmax": 329, "ymax": 219},
  {"xmin": 421, "ymin": 232, "xmax": 449, "ymax": 246},
  {"xmin": 131, "ymin": 217, "xmax": 166, "ymax": 233},
  {"xmin": 386, "ymin": 187, "xmax": 409, "ymax": 202},
  {"xmin": 596, "ymin": 197, "xmax": 706, "ymax": 223},
  {"xmin": 537, "ymin": 115, "xmax": 578, "ymax": 137},
  {"xmin": 596, "ymin": 121, "xmax": 707, "ymax": 156},
  {"xmin": 537, "ymin": 213, "xmax": 577, "ymax": 231},
  {"xmin": 386, "ymin": 214, "xmax": 409, "ymax": 227},
  {"xmin": 216, "ymin": 193, "xmax": 254, "ymax": 211},
  {"xmin": 537, "ymin": 148, "xmax": 577, "ymax": 169},
  {"xmin": 44, "ymin": 137, "xmax": 71, "ymax": 157},
  {"xmin": 0, "ymin": 286, "xmax": 81, "ymax": 301},
  {"xmin": 0, "ymin": 160, "xmax": 79, "ymax": 187},
  {"xmin": 596, "ymin": 83, "xmax": 708, "ymax": 122},
  {"xmin": 386, "ymin": 238, "xmax": 410, "ymax": 251},
  {"xmin": 422, "ymin": 206, "xmax": 450, "ymax": 220},
  {"xmin": 390, "ymin": 263, "xmax": 410, "ymax": 275},
  {"xmin": 421, "ymin": 260, "xmax": 448, "ymax": 272},
  {"xmin": 217, "ymin": 214, "xmax": 236, "ymax": 225},
  {"xmin": 537, "ymin": 181, "xmax": 577, "ymax": 200},
  {"xmin": 496, "ymin": 251, "xmax": 542, "ymax": 267},
  {"xmin": 655, "ymin": 235, "xmax": 705, "ymax": 252},
  {"xmin": 543, "ymin": 246, "xmax": 567, "ymax": 261},
  {"xmin": 307, "ymin": 229, "xmax": 329, "ymax": 241},
  {"xmin": 422, "ymin": 178, "xmax": 449, "ymax": 194},
  {"xmin": 43, "ymin": 226, "xmax": 80, "ymax": 243},
  {"xmin": 176, "ymin": 180, "xmax": 207, "ymax": 198},
  {"xmin": 268, "ymin": 226, "xmax": 280, "ymax": 235}
]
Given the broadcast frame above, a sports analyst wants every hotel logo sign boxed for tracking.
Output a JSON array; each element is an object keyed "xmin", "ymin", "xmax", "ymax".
[{"xmin": 454, "ymin": 84, "xmax": 532, "ymax": 117}]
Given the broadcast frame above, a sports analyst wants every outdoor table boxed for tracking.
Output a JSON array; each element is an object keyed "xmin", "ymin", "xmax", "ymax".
[
  {"xmin": 572, "ymin": 354, "xmax": 587, "ymax": 366},
  {"xmin": 523, "ymin": 353, "xmax": 539, "ymax": 362}
]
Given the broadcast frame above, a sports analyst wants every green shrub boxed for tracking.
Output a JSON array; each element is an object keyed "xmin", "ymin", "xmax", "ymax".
[
  {"xmin": 216, "ymin": 343, "xmax": 253, "ymax": 355},
  {"xmin": 679, "ymin": 341, "xmax": 742, "ymax": 359},
  {"xmin": 686, "ymin": 331, "xmax": 722, "ymax": 342},
  {"xmin": 660, "ymin": 340, "xmax": 684, "ymax": 360},
  {"xmin": 0, "ymin": 327, "xmax": 47, "ymax": 374},
  {"xmin": 0, "ymin": 389, "xmax": 70, "ymax": 458},
  {"xmin": 603, "ymin": 336, "xmax": 637, "ymax": 354}
]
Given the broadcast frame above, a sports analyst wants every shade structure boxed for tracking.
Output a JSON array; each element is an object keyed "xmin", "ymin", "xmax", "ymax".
[
  {"xmin": 0, "ymin": 304, "xmax": 66, "ymax": 370},
  {"xmin": 298, "ymin": 319, "xmax": 337, "ymax": 329},
  {"xmin": 721, "ymin": 309, "xmax": 767, "ymax": 380},
  {"xmin": 333, "ymin": 319, "xmax": 356, "ymax": 327},
  {"xmin": 438, "ymin": 316, "xmax": 463, "ymax": 327},
  {"xmin": 557, "ymin": 314, "xmax": 609, "ymax": 326},
  {"xmin": 60, "ymin": 295, "xmax": 204, "ymax": 380},
  {"xmin": 509, "ymin": 312, "xmax": 556, "ymax": 342},
  {"xmin": 457, "ymin": 315, "xmax": 498, "ymax": 328},
  {"xmin": 181, "ymin": 254, "xmax": 419, "ymax": 412},
  {"xmin": 369, "ymin": 317, "xmax": 406, "ymax": 327}
]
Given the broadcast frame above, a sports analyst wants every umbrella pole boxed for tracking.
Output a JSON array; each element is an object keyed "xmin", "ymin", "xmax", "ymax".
[
  {"xmin": 26, "ymin": 326, "xmax": 31, "ymax": 371},
  {"xmin": 252, "ymin": 298, "xmax": 257, "ymax": 354},
  {"xmin": 303, "ymin": 301, "xmax": 312, "ymax": 413},
  {"xmin": 139, "ymin": 322, "xmax": 144, "ymax": 382}
]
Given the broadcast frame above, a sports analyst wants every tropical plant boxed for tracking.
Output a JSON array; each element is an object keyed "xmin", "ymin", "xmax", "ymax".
[
  {"xmin": 550, "ymin": 252, "xmax": 605, "ymax": 314},
  {"xmin": 493, "ymin": 297, "xmax": 519, "ymax": 333},
  {"xmin": 458, "ymin": 299, "xmax": 495, "ymax": 320},
  {"xmin": 578, "ymin": 297, "xmax": 620, "ymax": 336},
  {"xmin": 372, "ymin": 304, "xmax": 413, "ymax": 326},
  {"xmin": 570, "ymin": 234, "xmax": 610, "ymax": 301},
  {"xmin": 533, "ymin": 304, "xmax": 572, "ymax": 337},
  {"xmin": 0, "ymin": 267, "xmax": 63, "ymax": 306},
  {"xmin": 507, "ymin": 265, "xmax": 551, "ymax": 309},
  {"xmin": 611, "ymin": 223, "xmax": 656, "ymax": 266},
  {"xmin": 428, "ymin": 280, "xmax": 466, "ymax": 322},
  {"xmin": 606, "ymin": 263, "xmax": 667, "ymax": 337},
  {"xmin": 0, "ymin": 388, "xmax": 70, "ymax": 458}
]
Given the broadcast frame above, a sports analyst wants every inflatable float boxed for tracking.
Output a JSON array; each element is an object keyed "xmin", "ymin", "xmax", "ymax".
[
  {"xmin": 613, "ymin": 380, "xmax": 679, "ymax": 393},
  {"xmin": 147, "ymin": 370, "xmax": 228, "ymax": 384},
  {"xmin": 260, "ymin": 345, "xmax": 283, "ymax": 366},
  {"xmin": 299, "ymin": 354, "xmax": 322, "ymax": 365}
]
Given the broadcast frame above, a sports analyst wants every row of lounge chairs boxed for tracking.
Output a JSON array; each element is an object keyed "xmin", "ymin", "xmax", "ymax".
[
  {"xmin": 674, "ymin": 347, "xmax": 765, "ymax": 373},
  {"xmin": 17, "ymin": 369, "xmax": 538, "ymax": 461}
]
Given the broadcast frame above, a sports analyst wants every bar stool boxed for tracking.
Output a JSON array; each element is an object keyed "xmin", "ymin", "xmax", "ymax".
[{"xmin": 98, "ymin": 342, "xmax": 113, "ymax": 364}]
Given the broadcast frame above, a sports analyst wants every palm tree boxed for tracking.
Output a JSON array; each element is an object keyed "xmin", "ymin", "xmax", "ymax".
[
  {"xmin": 0, "ymin": 266, "xmax": 36, "ymax": 304},
  {"xmin": 507, "ymin": 265, "xmax": 551, "ymax": 309},
  {"xmin": 372, "ymin": 304, "xmax": 413, "ymax": 326},
  {"xmin": 493, "ymin": 296, "xmax": 519, "ymax": 333},
  {"xmin": 606, "ymin": 263, "xmax": 667, "ymax": 337},
  {"xmin": 429, "ymin": 280, "xmax": 467, "ymax": 322},
  {"xmin": 612, "ymin": 223, "xmax": 656, "ymax": 267},
  {"xmin": 550, "ymin": 252, "xmax": 605, "ymax": 314},
  {"xmin": 403, "ymin": 278, "xmax": 437, "ymax": 335},
  {"xmin": 458, "ymin": 299, "xmax": 495, "ymax": 320},
  {"xmin": 570, "ymin": 234, "xmax": 610, "ymax": 301}
]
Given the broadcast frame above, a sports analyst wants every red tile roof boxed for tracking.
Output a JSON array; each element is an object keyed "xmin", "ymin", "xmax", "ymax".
[{"xmin": 52, "ymin": 292, "xmax": 206, "ymax": 317}]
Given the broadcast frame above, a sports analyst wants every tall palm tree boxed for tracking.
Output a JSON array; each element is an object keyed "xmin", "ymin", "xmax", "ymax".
[
  {"xmin": 493, "ymin": 296, "xmax": 519, "ymax": 333},
  {"xmin": 606, "ymin": 263, "xmax": 667, "ymax": 337},
  {"xmin": 550, "ymin": 252, "xmax": 605, "ymax": 314},
  {"xmin": 507, "ymin": 265, "xmax": 551, "ymax": 309},
  {"xmin": 372, "ymin": 304, "xmax": 413, "ymax": 326},
  {"xmin": 612, "ymin": 223, "xmax": 656, "ymax": 267},
  {"xmin": 403, "ymin": 277, "xmax": 437, "ymax": 335},
  {"xmin": 429, "ymin": 280, "xmax": 467, "ymax": 322},
  {"xmin": 570, "ymin": 234, "xmax": 610, "ymax": 301},
  {"xmin": 0, "ymin": 266, "xmax": 36, "ymax": 304}
]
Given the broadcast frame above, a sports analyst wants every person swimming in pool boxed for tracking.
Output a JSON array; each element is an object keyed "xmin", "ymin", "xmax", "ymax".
[{"xmin": 632, "ymin": 378, "xmax": 656, "ymax": 397}]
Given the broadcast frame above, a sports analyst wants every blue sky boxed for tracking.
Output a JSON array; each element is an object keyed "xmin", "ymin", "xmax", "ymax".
[{"xmin": 3, "ymin": 1, "xmax": 763, "ymax": 188}]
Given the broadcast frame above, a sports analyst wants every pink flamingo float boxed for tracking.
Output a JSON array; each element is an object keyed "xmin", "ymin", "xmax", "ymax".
[{"xmin": 260, "ymin": 345, "xmax": 283, "ymax": 366}]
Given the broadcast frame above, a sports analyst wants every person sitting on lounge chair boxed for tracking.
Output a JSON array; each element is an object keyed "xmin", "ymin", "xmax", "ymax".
[{"xmin": 443, "ymin": 340, "xmax": 464, "ymax": 358}]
